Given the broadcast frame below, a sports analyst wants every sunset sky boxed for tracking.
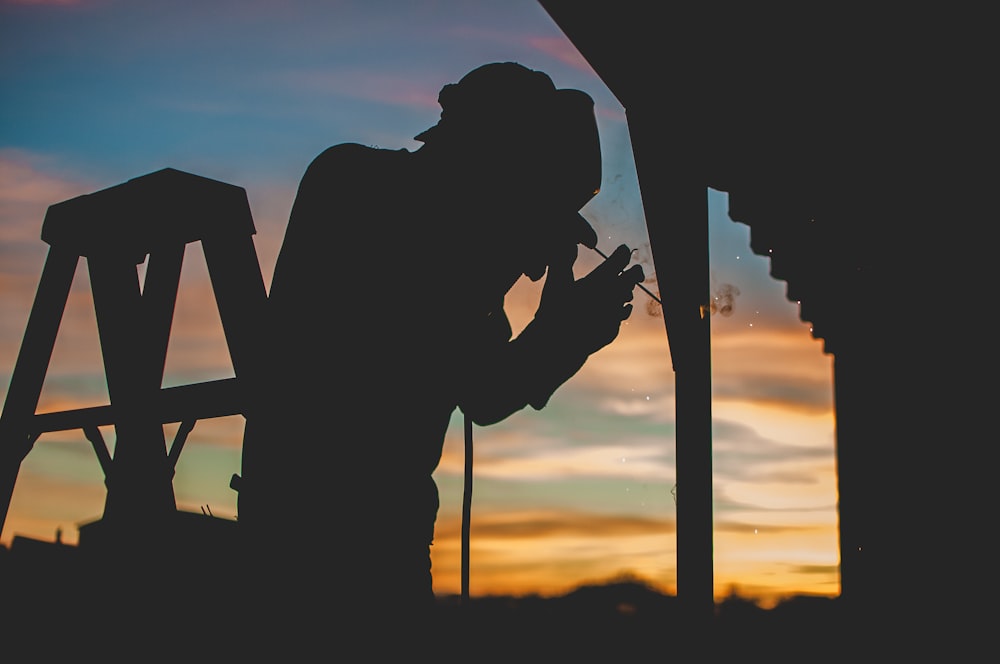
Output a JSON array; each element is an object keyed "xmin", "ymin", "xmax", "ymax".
[{"xmin": 0, "ymin": 0, "xmax": 838, "ymax": 607}]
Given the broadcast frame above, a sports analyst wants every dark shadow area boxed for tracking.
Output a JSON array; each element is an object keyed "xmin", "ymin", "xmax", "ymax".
[
  {"xmin": 0, "ymin": 531, "xmax": 846, "ymax": 660},
  {"xmin": 1, "ymin": 533, "xmax": 929, "ymax": 661}
]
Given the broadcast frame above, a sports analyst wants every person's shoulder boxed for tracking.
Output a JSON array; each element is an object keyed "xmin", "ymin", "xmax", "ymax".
[{"xmin": 307, "ymin": 143, "xmax": 410, "ymax": 173}]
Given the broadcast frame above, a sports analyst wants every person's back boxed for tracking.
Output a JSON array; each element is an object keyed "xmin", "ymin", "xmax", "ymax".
[{"xmin": 246, "ymin": 141, "xmax": 448, "ymax": 578}]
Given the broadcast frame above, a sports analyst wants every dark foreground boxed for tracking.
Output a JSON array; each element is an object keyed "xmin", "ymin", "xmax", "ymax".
[
  {"xmin": 0, "ymin": 564, "xmax": 919, "ymax": 663},
  {"xmin": 1, "ymin": 536, "xmax": 965, "ymax": 662}
]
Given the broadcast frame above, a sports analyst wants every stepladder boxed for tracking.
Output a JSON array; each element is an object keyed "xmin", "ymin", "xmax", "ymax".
[{"xmin": 0, "ymin": 167, "xmax": 268, "ymax": 549}]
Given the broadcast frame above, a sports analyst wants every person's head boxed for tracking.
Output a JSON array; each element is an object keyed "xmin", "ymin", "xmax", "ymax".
[{"xmin": 416, "ymin": 62, "xmax": 601, "ymax": 286}]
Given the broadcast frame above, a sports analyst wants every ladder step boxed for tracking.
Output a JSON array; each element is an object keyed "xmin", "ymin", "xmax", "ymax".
[{"xmin": 31, "ymin": 377, "xmax": 246, "ymax": 434}]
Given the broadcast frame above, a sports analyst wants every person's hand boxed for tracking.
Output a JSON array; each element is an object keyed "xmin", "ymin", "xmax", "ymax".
[{"xmin": 535, "ymin": 242, "xmax": 645, "ymax": 355}]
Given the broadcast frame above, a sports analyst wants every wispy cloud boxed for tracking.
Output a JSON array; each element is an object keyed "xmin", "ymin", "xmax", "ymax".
[
  {"xmin": 0, "ymin": 151, "xmax": 98, "ymax": 372},
  {"xmin": 1, "ymin": 0, "xmax": 88, "ymax": 6},
  {"xmin": 443, "ymin": 436, "xmax": 672, "ymax": 483},
  {"xmin": 436, "ymin": 508, "xmax": 673, "ymax": 540},
  {"xmin": 525, "ymin": 34, "xmax": 594, "ymax": 73},
  {"xmin": 712, "ymin": 328, "xmax": 834, "ymax": 414},
  {"xmin": 0, "ymin": 149, "xmax": 94, "ymax": 241},
  {"xmin": 269, "ymin": 66, "xmax": 443, "ymax": 111}
]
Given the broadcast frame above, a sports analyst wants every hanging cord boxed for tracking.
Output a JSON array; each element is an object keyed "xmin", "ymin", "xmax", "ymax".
[{"xmin": 461, "ymin": 412, "xmax": 474, "ymax": 604}]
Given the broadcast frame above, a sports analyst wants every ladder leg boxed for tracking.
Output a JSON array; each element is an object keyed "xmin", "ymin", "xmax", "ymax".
[
  {"xmin": 139, "ymin": 242, "xmax": 185, "ymax": 381},
  {"xmin": 202, "ymin": 231, "xmax": 269, "ymax": 526},
  {"xmin": 202, "ymin": 231, "xmax": 268, "ymax": 383},
  {"xmin": 89, "ymin": 253, "xmax": 176, "ymax": 530},
  {"xmin": 0, "ymin": 247, "xmax": 79, "ymax": 535}
]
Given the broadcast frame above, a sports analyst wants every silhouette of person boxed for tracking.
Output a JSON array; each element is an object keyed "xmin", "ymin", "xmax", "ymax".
[{"xmin": 237, "ymin": 62, "xmax": 644, "ymax": 647}]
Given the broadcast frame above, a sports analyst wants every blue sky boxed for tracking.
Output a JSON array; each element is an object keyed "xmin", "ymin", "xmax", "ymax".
[{"xmin": 0, "ymin": 0, "xmax": 837, "ymax": 606}]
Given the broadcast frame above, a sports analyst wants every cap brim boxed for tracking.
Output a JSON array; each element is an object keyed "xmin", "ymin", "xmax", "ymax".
[{"xmin": 414, "ymin": 124, "xmax": 439, "ymax": 143}]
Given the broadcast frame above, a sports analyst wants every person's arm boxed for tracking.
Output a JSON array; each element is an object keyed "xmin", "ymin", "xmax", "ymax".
[
  {"xmin": 454, "ymin": 307, "xmax": 585, "ymax": 426},
  {"xmin": 459, "ymin": 243, "xmax": 643, "ymax": 425}
]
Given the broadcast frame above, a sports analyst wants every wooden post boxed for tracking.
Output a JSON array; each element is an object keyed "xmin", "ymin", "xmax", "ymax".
[{"xmin": 627, "ymin": 102, "xmax": 715, "ymax": 633}]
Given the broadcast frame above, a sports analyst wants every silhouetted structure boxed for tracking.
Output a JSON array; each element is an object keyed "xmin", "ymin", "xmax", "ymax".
[
  {"xmin": 0, "ymin": 167, "xmax": 266, "ymax": 547},
  {"xmin": 541, "ymin": 0, "xmax": 984, "ymax": 645}
]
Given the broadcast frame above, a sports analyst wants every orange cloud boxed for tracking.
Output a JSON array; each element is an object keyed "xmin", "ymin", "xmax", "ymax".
[
  {"xmin": 436, "ymin": 508, "xmax": 673, "ymax": 541},
  {"xmin": 431, "ymin": 507, "xmax": 677, "ymax": 597}
]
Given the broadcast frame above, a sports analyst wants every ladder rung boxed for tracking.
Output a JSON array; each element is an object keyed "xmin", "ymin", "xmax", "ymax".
[{"xmin": 31, "ymin": 377, "xmax": 246, "ymax": 433}]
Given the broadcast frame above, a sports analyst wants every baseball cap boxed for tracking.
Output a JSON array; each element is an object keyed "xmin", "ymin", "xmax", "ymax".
[{"xmin": 415, "ymin": 62, "xmax": 600, "ymax": 249}]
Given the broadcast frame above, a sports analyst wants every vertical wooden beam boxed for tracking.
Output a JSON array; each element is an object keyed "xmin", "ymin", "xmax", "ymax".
[
  {"xmin": 534, "ymin": 1, "xmax": 716, "ymax": 628},
  {"xmin": 627, "ymin": 102, "xmax": 715, "ymax": 632}
]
